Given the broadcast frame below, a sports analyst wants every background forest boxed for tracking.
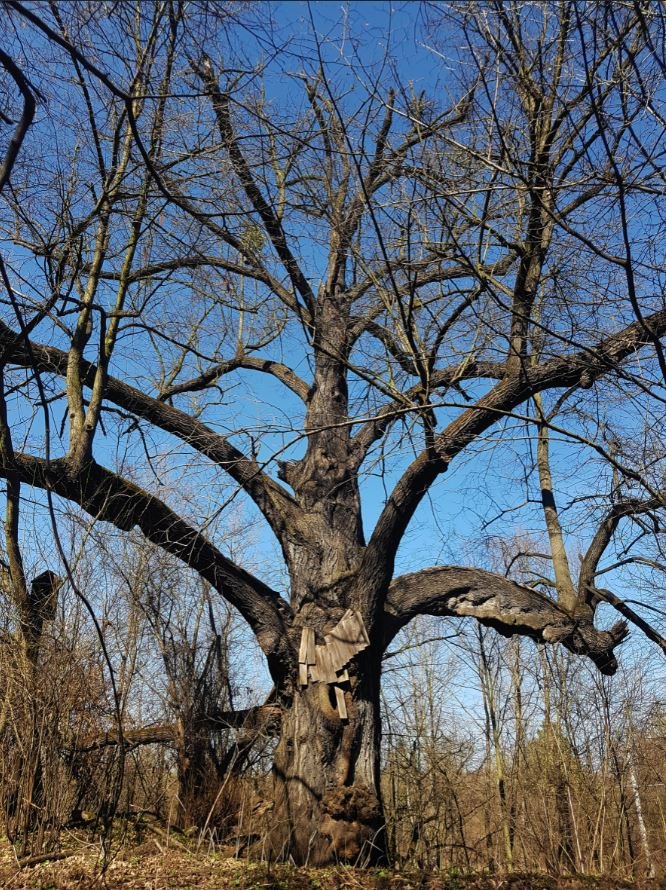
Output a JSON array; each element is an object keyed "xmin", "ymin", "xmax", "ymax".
[{"xmin": 3, "ymin": 533, "xmax": 666, "ymax": 877}]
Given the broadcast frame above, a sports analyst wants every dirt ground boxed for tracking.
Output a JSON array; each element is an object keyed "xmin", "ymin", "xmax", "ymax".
[{"xmin": 1, "ymin": 841, "xmax": 665, "ymax": 890}]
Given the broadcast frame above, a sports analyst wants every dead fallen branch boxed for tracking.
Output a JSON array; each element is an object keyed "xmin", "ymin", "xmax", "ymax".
[{"xmin": 67, "ymin": 704, "xmax": 281, "ymax": 753}]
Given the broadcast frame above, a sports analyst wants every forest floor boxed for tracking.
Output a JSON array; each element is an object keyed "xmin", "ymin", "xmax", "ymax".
[{"xmin": 1, "ymin": 840, "xmax": 665, "ymax": 890}]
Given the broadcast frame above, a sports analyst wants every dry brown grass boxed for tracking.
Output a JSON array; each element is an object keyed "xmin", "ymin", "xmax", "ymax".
[{"xmin": 1, "ymin": 838, "xmax": 664, "ymax": 890}]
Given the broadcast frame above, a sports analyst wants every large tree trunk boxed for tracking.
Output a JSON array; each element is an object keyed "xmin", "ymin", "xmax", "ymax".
[{"xmin": 271, "ymin": 651, "xmax": 387, "ymax": 866}]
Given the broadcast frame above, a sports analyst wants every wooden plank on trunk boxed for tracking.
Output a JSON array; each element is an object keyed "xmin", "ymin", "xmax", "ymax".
[
  {"xmin": 305, "ymin": 627, "xmax": 316, "ymax": 664},
  {"xmin": 308, "ymin": 610, "xmax": 370, "ymax": 684},
  {"xmin": 323, "ymin": 609, "xmax": 370, "ymax": 668},
  {"xmin": 309, "ymin": 645, "xmax": 338, "ymax": 683},
  {"xmin": 298, "ymin": 626, "xmax": 316, "ymax": 664},
  {"xmin": 298, "ymin": 627, "xmax": 308, "ymax": 664},
  {"xmin": 334, "ymin": 685, "xmax": 348, "ymax": 720},
  {"xmin": 298, "ymin": 662, "xmax": 309, "ymax": 687}
]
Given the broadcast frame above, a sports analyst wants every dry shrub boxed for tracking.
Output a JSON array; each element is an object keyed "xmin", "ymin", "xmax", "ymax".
[{"xmin": 0, "ymin": 630, "xmax": 110, "ymax": 856}]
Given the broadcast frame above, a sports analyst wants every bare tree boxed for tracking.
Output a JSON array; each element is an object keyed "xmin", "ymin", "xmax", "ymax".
[{"xmin": 0, "ymin": 0, "xmax": 665, "ymax": 865}]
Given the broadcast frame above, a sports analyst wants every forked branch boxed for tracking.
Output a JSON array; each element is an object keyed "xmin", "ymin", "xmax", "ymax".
[
  {"xmin": 0, "ymin": 49, "xmax": 36, "ymax": 192},
  {"xmin": 362, "ymin": 306, "xmax": 666, "ymax": 598}
]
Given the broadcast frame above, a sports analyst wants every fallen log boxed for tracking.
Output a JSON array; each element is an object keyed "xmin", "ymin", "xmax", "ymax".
[{"xmin": 67, "ymin": 704, "xmax": 281, "ymax": 753}]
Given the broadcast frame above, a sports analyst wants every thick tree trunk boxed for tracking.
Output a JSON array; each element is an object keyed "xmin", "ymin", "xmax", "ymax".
[{"xmin": 270, "ymin": 654, "xmax": 387, "ymax": 866}]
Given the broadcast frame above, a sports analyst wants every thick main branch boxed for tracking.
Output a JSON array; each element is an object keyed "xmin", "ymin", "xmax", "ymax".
[
  {"xmin": 385, "ymin": 566, "xmax": 628, "ymax": 674},
  {"xmin": 0, "ymin": 320, "xmax": 298, "ymax": 541},
  {"xmin": 362, "ymin": 307, "xmax": 666, "ymax": 601},
  {"xmin": 4, "ymin": 453, "xmax": 293, "ymax": 678}
]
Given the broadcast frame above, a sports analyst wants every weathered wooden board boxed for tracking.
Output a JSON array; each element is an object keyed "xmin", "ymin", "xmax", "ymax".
[
  {"xmin": 305, "ymin": 627, "xmax": 316, "ymax": 664},
  {"xmin": 309, "ymin": 646, "xmax": 338, "ymax": 683},
  {"xmin": 334, "ymin": 685, "xmax": 348, "ymax": 720},
  {"xmin": 298, "ymin": 662, "xmax": 309, "ymax": 687},
  {"xmin": 298, "ymin": 626, "xmax": 316, "ymax": 664},
  {"xmin": 307, "ymin": 610, "xmax": 369, "ymax": 684}
]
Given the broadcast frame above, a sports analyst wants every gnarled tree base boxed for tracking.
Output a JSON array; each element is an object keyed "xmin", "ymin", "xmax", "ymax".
[{"xmin": 270, "ymin": 675, "xmax": 387, "ymax": 866}]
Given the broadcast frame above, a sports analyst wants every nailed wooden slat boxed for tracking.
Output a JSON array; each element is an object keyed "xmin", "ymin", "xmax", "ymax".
[
  {"xmin": 309, "ymin": 666, "xmax": 329, "ymax": 683},
  {"xmin": 298, "ymin": 662, "xmax": 309, "ymax": 686},
  {"xmin": 298, "ymin": 627, "xmax": 307, "ymax": 664},
  {"xmin": 306, "ymin": 610, "xmax": 370, "ymax": 685},
  {"xmin": 323, "ymin": 634, "xmax": 341, "ymax": 667},
  {"xmin": 305, "ymin": 627, "xmax": 316, "ymax": 664},
  {"xmin": 337, "ymin": 669, "xmax": 349, "ymax": 683},
  {"xmin": 340, "ymin": 609, "xmax": 370, "ymax": 646},
  {"xmin": 309, "ymin": 645, "xmax": 338, "ymax": 683},
  {"xmin": 322, "ymin": 609, "xmax": 369, "ymax": 669},
  {"xmin": 298, "ymin": 626, "xmax": 314, "ymax": 664},
  {"xmin": 334, "ymin": 685, "xmax": 348, "ymax": 720}
]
